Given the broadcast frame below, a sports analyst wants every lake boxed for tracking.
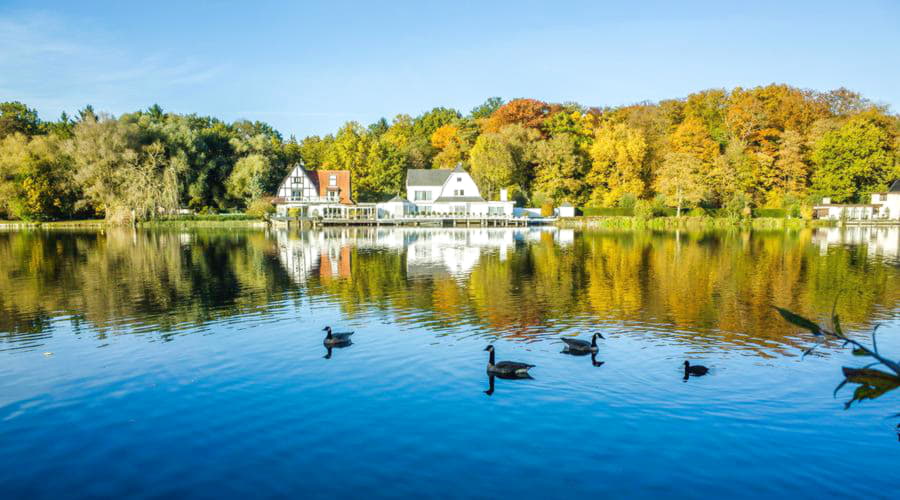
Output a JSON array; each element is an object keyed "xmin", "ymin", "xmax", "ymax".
[{"xmin": 1, "ymin": 226, "xmax": 898, "ymax": 498}]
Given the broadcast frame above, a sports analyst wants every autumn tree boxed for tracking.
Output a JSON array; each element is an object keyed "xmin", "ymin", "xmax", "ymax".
[
  {"xmin": 533, "ymin": 133, "xmax": 589, "ymax": 206},
  {"xmin": 655, "ymin": 153, "xmax": 706, "ymax": 216},
  {"xmin": 670, "ymin": 116, "xmax": 719, "ymax": 165},
  {"xmin": 431, "ymin": 124, "xmax": 466, "ymax": 168},
  {"xmin": 588, "ymin": 122, "xmax": 648, "ymax": 206},
  {"xmin": 482, "ymin": 98, "xmax": 550, "ymax": 133},
  {"xmin": 469, "ymin": 124, "xmax": 539, "ymax": 199}
]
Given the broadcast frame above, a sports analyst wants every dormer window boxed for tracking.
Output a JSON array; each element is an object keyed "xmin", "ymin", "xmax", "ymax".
[{"xmin": 329, "ymin": 174, "xmax": 337, "ymax": 187}]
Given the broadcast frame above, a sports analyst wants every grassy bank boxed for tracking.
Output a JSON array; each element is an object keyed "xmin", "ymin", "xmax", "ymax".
[
  {"xmin": 557, "ymin": 216, "xmax": 836, "ymax": 230},
  {"xmin": 1, "ymin": 215, "xmax": 266, "ymax": 230}
]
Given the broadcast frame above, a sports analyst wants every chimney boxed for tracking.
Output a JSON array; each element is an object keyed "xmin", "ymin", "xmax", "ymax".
[{"xmin": 499, "ymin": 188, "xmax": 508, "ymax": 202}]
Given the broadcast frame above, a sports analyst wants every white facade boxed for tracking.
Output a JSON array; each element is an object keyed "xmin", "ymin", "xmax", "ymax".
[
  {"xmin": 813, "ymin": 181, "xmax": 900, "ymax": 221},
  {"xmin": 405, "ymin": 164, "xmax": 515, "ymax": 217},
  {"xmin": 375, "ymin": 196, "xmax": 416, "ymax": 219},
  {"xmin": 274, "ymin": 165, "xmax": 352, "ymax": 218}
]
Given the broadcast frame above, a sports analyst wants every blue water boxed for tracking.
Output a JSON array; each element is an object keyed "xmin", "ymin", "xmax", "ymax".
[{"xmin": 1, "ymin": 227, "xmax": 898, "ymax": 498}]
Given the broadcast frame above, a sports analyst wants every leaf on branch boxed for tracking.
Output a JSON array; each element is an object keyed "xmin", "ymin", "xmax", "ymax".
[
  {"xmin": 833, "ymin": 314, "xmax": 843, "ymax": 336},
  {"xmin": 774, "ymin": 307, "xmax": 821, "ymax": 335},
  {"xmin": 833, "ymin": 378, "xmax": 848, "ymax": 398}
]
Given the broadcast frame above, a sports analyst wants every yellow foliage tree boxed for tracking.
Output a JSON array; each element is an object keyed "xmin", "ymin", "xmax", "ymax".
[{"xmin": 588, "ymin": 122, "xmax": 647, "ymax": 206}]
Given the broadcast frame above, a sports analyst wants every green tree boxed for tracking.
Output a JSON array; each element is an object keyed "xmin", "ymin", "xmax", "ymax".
[
  {"xmin": 470, "ymin": 97, "xmax": 504, "ymax": 120},
  {"xmin": 0, "ymin": 133, "xmax": 77, "ymax": 220},
  {"xmin": 810, "ymin": 112, "xmax": 897, "ymax": 202},
  {"xmin": 0, "ymin": 101, "xmax": 41, "ymax": 138}
]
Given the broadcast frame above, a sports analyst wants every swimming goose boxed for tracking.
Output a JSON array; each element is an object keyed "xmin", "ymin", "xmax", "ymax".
[
  {"xmin": 561, "ymin": 333, "xmax": 604, "ymax": 354},
  {"xmin": 683, "ymin": 360, "xmax": 709, "ymax": 378},
  {"xmin": 323, "ymin": 326, "xmax": 354, "ymax": 346},
  {"xmin": 485, "ymin": 345, "xmax": 534, "ymax": 378}
]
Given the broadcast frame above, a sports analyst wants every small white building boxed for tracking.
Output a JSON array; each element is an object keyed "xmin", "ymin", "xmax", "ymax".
[
  {"xmin": 405, "ymin": 164, "xmax": 515, "ymax": 217},
  {"xmin": 557, "ymin": 202, "xmax": 576, "ymax": 218},
  {"xmin": 376, "ymin": 195, "xmax": 416, "ymax": 219},
  {"xmin": 813, "ymin": 180, "xmax": 900, "ymax": 221}
]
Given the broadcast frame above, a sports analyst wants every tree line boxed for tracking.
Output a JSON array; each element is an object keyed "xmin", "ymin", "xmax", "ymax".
[{"xmin": 1, "ymin": 84, "xmax": 898, "ymax": 222}]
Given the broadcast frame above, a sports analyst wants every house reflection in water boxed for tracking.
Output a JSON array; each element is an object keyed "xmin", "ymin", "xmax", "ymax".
[
  {"xmin": 274, "ymin": 227, "xmax": 566, "ymax": 282},
  {"xmin": 813, "ymin": 226, "xmax": 900, "ymax": 262},
  {"xmin": 276, "ymin": 230, "xmax": 353, "ymax": 283}
]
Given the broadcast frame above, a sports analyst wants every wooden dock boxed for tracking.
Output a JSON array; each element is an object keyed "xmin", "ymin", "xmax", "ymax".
[{"xmin": 272, "ymin": 215, "xmax": 553, "ymax": 228}]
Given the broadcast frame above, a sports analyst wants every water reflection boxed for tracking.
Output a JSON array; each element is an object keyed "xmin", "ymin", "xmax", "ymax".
[
  {"xmin": 1, "ymin": 227, "xmax": 899, "ymax": 355},
  {"xmin": 812, "ymin": 226, "xmax": 900, "ymax": 262}
]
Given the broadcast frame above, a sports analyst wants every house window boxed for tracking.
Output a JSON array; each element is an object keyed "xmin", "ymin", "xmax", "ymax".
[
  {"xmin": 415, "ymin": 191, "xmax": 432, "ymax": 201},
  {"xmin": 292, "ymin": 176, "xmax": 303, "ymax": 185},
  {"xmin": 457, "ymin": 177, "xmax": 462, "ymax": 182},
  {"xmin": 329, "ymin": 175, "xmax": 337, "ymax": 187},
  {"xmin": 453, "ymin": 189, "xmax": 464, "ymax": 196},
  {"xmin": 291, "ymin": 189, "xmax": 302, "ymax": 200},
  {"xmin": 328, "ymin": 191, "xmax": 339, "ymax": 201}
]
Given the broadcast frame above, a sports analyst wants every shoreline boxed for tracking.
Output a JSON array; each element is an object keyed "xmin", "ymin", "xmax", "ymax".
[{"xmin": 0, "ymin": 216, "xmax": 881, "ymax": 231}]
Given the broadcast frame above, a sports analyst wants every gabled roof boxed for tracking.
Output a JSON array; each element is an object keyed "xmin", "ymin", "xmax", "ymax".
[
  {"xmin": 407, "ymin": 168, "xmax": 452, "ymax": 186},
  {"xmin": 452, "ymin": 163, "xmax": 466, "ymax": 173},
  {"xmin": 890, "ymin": 179, "xmax": 900, "ymax": 193},
  {"xmin": 385, "ymin": 195, "xmax": 410, "ymax": 203}
]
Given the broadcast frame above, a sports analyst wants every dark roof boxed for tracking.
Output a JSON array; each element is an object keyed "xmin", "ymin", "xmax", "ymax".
[
  {"xmin": 407, "ymin": 169, "xmax": 452, "ymax": 186},
  {"xmin": 433, "ymin": 196, "xmax": 485, "ymax": 203},
  {"xmin": 890, "ymin": 180, "xmax": 900, "ymax": 193},
  {"xmin": 385, "ymin": 195, "xmax": 408, "ymax": 203}
]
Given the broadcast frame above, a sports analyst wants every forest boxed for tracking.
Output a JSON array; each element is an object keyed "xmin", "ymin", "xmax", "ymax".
[{"xmin": 1, "ymin": 84, "xmax": 898, "ymax": 222}]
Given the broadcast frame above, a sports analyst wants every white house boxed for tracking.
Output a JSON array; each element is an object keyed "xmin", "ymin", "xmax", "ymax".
[
  {"xmin": 404, "ymin": 164, "xmax": 515, "ymax": 217},
  {"xmin": 813, "ymin": 180, "xmax": 900, "ymax": 220}
]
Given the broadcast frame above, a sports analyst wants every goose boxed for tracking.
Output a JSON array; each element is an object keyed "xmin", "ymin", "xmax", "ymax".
[
  {"xmin": 484, "ymin": 345, "xmax": 534, "ymax": 378},
  {"xmin": 683, "ymin": 360, "xmax": 709, "ymax": 378},
  {"xmin": 561, "ymin": 333, "xmax": 604, "ymax": 354},
  {"xmin": 323, "ymin": 326, "xmax": 354, "ymax": 346}
]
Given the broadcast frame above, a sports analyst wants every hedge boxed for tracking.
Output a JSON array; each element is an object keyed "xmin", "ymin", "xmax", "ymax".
[
  {"xmin": 581, "ymin": 207, "xmax": 634, "ymax": 217},
  {"xmin": 752, "ymin": 208, "xmax": 788, "ymax": 218}
]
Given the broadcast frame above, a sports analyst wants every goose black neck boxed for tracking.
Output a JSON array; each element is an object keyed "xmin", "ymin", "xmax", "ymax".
[
  {"xmin": 488, "ymin": 349, "xmax": 495, "ymax": 365},
  {"xmin": 326, "ymin": 330, "xmax": 332, "ymax": 339},
  {"xmin": 591, "ymin": 335, "xmax": 598, "ymax": 347}
]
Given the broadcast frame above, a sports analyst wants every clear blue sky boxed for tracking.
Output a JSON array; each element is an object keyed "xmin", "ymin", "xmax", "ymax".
[{"xmin": 2, "ymin": 0, "xmax": 898, "ymax": 138}]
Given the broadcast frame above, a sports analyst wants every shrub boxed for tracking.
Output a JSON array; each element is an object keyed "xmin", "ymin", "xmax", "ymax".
[
  {"xmin": 541, "ymin": 202, "xmax": 554, "ymax": 217},
  {"xmin": 246, "ymin": 198, "xmax": 275, "ymax": 218},
  {"xmin": 753, "ymin": 208, "xmax": 787, "ymax": 218},
  {"xmin": 633, "ymin": 199, "xmax": 654, "ymax": 219},
  {"xmin": 618, "ymin": 193, "xmax": 637, "ymax": 210},
  {"xmin": 687, "ymin": 207, "xmax": 707, "ymax": 217},
  {"xmin": 581, "ymin": 207, "xmax": 634, "ymax": 217},
  {"xmin": 287, "ymin": 207, "xmax": 301, "ymax": 219}
]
